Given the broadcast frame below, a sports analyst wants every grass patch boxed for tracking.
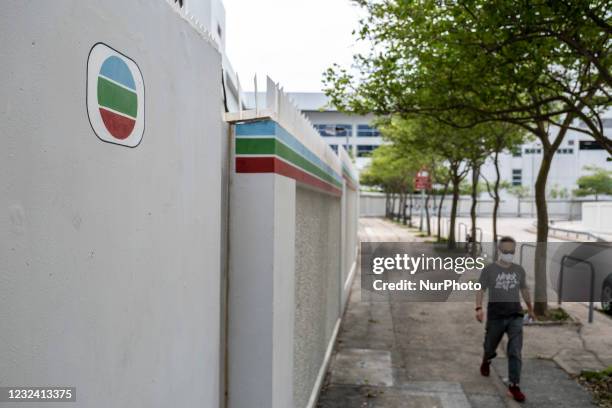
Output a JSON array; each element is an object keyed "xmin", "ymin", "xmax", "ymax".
[
  {"xmin": 545, "ymin": 307, "xmax": 571, "ymax": 322},
  {"xmin": 524, "ymin": 307, "xmax": 571, "ymax": 322},
  {"xmin": 579, "ymin": 366, "xmax": 612, "ymax": 407}
]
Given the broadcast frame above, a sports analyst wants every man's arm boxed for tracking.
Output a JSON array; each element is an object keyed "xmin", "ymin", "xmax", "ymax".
[
  {"xmin": 475, "ymin": 266, "xmax": 488, "ymax": 323},
  {"xmin": 518, "ymin": 267, "xmax": 536, "ymax": 320},
  {"xmin": 520, "ymin": 287, "xmax": 536, "ymax": 321},
  {"xmin": 475, "ymin": 289, "xmax": 485, "ymax": 322}
]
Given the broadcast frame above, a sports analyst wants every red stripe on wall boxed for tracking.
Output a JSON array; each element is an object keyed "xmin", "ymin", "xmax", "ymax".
[
  {"xmin": 99, "ymin": 108, "xmax": 136, "ymax": 140},
  {"xmin": 236, "ymin": 157, "xmax": 342, "ymax": 197}
]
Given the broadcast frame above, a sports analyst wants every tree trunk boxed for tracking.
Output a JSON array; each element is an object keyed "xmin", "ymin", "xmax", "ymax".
[
  {"xmin": 401, "ymin": 192, "xmax": 408, "ymax": 224},
  {"xmin": 419, "ymin": 191, "xmax": 423, "ymax": 231},
  {"xmin": 492, "ymin": 151, "xmax": 500, "ymax": 244},
  {"xmin": 448, "ymin": 168, "xmax": 461, "ymax": 250},
  {"xmin": 437, "ymin": 182, "xmax": 449, "ymax": 242},
  {"xmin": 532, "ymin": 115, "xmax": 573, "ymax": 317},
  {"xmin": 385, "ymin": 192, "xmax": 390, "ymax": 218},
  {"xmin": 470, "ymin": 163, "xmax": 480, "ymax": 253},
  {"xmin": 425, "ymin": 193, "xmax": 431, "ymax": 236},
  {"xmin": 396, "ymin": 192, "xmax": 402, "ymax": 222},
  {"xmin": 534, "ymin": 149, "xmax": 553, "ymax": 316},
  {"xmin": 408, "ymin": 193, "xmax": 414, "ymax": 228}
]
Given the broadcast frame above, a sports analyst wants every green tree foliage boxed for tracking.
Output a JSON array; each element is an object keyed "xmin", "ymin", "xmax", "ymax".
[
  {"xmin": 360, "ymin": 143, "xmax": 421, "ymax": 223},
  {"xmin": 324, "ymin": 0, "xmax": 611, "ymax": 315},
  {"xmin": 376, "ymin": 115, "xmax": 476, "ymax": 247},
  {"xmin": 573, "ymin": 165, "xmax": 612, "ymax": 200}
]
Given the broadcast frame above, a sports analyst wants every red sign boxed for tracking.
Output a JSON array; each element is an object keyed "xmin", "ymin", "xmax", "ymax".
[{"xmin": 414, "ymin": 168, "xmax": 431, "ymax": 190}]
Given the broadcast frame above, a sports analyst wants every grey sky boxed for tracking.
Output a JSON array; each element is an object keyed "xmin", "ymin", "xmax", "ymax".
[{"xmin": 223, "ymin": 0, "xmax": 366, "ymax": 92}]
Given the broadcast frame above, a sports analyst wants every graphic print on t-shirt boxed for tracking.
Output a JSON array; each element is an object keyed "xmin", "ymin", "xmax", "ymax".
[{"xmin": 494, "ymin": 272, "xmax": 519, "ymax": 291}]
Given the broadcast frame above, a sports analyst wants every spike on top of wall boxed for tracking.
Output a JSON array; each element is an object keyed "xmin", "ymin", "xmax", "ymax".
[
  {"xmin": 163, "ymin": 0, "xmax": 219, "ymax": 52},
  {"xmin": 227, "ymin": 77, "xmax": 343, "ymax": 174}
]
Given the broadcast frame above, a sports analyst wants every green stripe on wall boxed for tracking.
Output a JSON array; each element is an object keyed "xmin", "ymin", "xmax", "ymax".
[
  {"xmin": 236, "ymin": 138, "xmax": 342, "ymax": 188},
  {"xmin": 97, "ymin": 76, "xmax": 137, "ymax": 118}
]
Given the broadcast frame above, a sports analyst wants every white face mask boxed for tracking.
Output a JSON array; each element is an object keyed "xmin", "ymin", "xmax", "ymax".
[{"xmin": 499, "ymin": 253, "xmax": 514, "ymax": 263}]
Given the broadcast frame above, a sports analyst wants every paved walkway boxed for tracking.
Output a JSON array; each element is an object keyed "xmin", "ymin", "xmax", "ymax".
[{"xmin": 317, "ymin": 218, "xmax": 609, "ymax": 407}]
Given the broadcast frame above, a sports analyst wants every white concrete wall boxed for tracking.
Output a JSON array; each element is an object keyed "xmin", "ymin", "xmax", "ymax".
[
  {"xmin": 583, "ymin": 201, "xmax": 612, "ymax": 233},
  {"xmin": 228, "ymin": 104, "xmax": 359, "ymax": 406},
  {"xmin": 361, "ymin": 192, "xmax": 584, "ymax": 220},
  {"xmin": 343, "ymin": 187, "xmax": 359, "ymax": 296},
  {"xmin": 293, "ymin": 186, "xmax": 341, "ymax": 408},
  {"xmin": 0, "ymin": 2, "xmax": 223, "ymax": 407},
  {"xmin": 340, "ymin": 149, "xmax": 359, "ymax": 310},
  {"xmin": 228, "ymin": 173, "xmax": 296, "ymax": 408},
  {"xmin": 360, "ymin": 192, "xmax": 389, "ymax": 217}
]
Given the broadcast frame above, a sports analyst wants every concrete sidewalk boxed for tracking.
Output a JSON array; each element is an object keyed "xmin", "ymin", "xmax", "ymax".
[{"xmin": 317, "ymin": 218, "xmax": 605, "ymax": 407}]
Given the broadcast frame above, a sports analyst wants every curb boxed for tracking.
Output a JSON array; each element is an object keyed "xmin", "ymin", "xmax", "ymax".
[{"xmin": 524, "ymin": 320, "xmax": 582, "ymax": 327}]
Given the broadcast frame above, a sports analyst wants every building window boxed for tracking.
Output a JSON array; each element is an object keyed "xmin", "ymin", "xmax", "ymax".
[
  {"xmin": 511, "ymin": 147, "xmax": 522, "ymax": 157},
  {"xmin": 568, "ymin": 140, "xmax": 574, "ymax": 146},
  {"xmin": 357, "ymin": 124, "xmax": 380, "ymax": 137},
  {"xmin": 512, "ymin": 169, "xmax": 522, "ymax": 186},
  {"xmin": 174, "ymin": 0, "xmax": 184, "ymax": 7},
  {"xmin": 314, "ymin": 124, "xmax": 352, "ymax": 137},
  {"xmin": 357, "ymin": 145, "xmax": 377, "ymax": 157},
  {"xmin": 579, "ymin": 140, "xmax": 604, "ymax": 150},
  {"xmin": 557, "ymin": 148, "xmax": 574, "ymax": 154},
  {"xmin": 217, "ymin": 23, "xmax": 223, "ymax": 39},
  {"xmin": 525, "ymin": 148, "xmax": 542, "ymax": 154}
]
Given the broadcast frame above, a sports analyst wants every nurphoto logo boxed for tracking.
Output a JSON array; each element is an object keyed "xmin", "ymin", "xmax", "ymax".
[{"xmin": 86, "ymin": 43, "xmax": 145, "ymax": 147}]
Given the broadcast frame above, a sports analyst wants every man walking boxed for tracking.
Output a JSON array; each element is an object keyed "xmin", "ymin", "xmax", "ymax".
[{"xmin": 475, "ymin": 236, "xmax": 536, "ymax": 403}]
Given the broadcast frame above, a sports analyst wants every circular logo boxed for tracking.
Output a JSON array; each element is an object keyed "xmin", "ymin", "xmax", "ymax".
[
  {"xmin": 97, "ymin": 56, "xmax": 137, "ymax": 140},
  {"xmin": 87, "ymin": 43, "xmax": 145, "ymax": 147}
]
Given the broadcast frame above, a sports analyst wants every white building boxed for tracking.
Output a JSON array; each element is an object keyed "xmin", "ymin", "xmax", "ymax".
[
  {"xmin": 288, "ymin": 93, "xmax": 384, "ymax": 171},
  {"xmin": 281, "ymin": 92, "xmax": 610, "ymax": 198},
  {"xmin": 480, "ymin": 121, "xmax": 611, "ymax": 197}
]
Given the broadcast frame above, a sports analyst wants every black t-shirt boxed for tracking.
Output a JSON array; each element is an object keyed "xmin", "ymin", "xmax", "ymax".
[{"xmin": 478, "ymin": 262, "xmax": 527, "ymax": 320}]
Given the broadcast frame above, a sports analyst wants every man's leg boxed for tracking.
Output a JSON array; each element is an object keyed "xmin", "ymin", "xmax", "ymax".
[
  {"xmin": 483, "ymin": 318, "xmax": 505, "ymax": 361},
  {"xmin": 506, "ymin": 316, "xmax": 524, "ymax": 385}
]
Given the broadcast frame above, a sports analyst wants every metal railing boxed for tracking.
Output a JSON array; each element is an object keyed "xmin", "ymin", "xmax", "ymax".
[
  {"xmin": 530, "ymin": 220, "xmax": 606, "ymax": 242},
  {"xmin": 548, "ymin": 224, "xmax": 605, "ymax": 242},
  {"xmin": 558, "ymin": 255, "xmax": 596, "ymax": 323}
]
